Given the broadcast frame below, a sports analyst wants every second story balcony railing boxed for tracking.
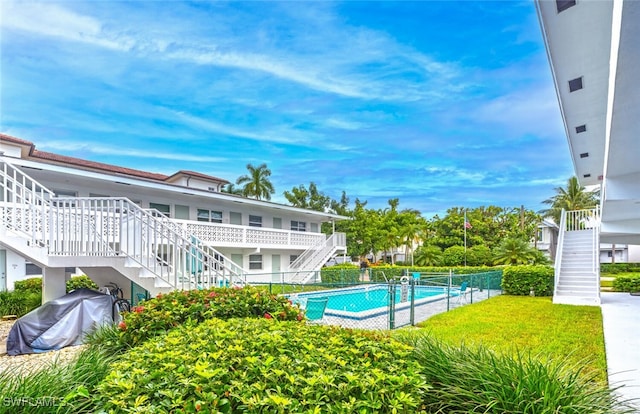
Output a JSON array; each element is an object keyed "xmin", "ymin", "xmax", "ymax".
[{"xmin": 172, "ymin": 219, "xmax": 333, "ymax": 249}]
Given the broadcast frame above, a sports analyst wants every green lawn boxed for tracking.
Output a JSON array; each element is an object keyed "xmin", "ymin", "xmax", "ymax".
[{"xmin": 414, "ymin": 295, "xmax": 607, "ymax": 382}]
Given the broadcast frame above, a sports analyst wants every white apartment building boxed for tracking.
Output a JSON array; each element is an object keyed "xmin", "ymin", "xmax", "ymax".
[{"xmin": 0, "ymin": 134, "xmax": 347, "ymax": 301}]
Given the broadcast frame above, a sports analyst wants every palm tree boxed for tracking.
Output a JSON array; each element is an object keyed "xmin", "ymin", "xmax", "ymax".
[
  {"xmin": 414, "ymin": 245, "xmax": 441, "ymax": 266},
  {"xmin": 236, "ymin": 163, "xmax": 275, "ymax": 200},
  {"xmin": 493, "ymin": 237, "xmax": 537, "ymax": 265},
  {"xmin": 221, "ymin": 183, "xmax": 243, "ymax": 195},
  {"xmin": 540, "ymin": 176, "xmax": 599, "ymax": 224}
]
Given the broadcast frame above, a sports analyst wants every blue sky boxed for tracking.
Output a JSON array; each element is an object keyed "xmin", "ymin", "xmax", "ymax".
[{"xmin": 0, "ymin": 0, "xmax": 573, "ymax": 217}]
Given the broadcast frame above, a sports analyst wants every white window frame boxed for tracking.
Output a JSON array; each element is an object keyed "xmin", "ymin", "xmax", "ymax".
[
  {"xmin": 291, "ymin": 220, "xmax": 306, "ymax": 232},
  {"xmin": 197, "ymin": 209, "xmax": 223, "ymax": 223},
  {"xmin": 249, "ymin": 215, "xmax": 263, "ymax": 227},
  {"xmin": 249, "ymin": 254, "xmax": 263, "ymax": 270}
]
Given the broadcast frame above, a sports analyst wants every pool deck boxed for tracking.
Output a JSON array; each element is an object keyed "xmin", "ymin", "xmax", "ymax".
[{"xmin": 320, "ymin": 288, "xmax": 500, "ymax": 330}]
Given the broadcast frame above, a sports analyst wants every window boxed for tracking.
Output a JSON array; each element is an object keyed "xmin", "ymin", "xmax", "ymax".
[
  {"xmin": 291, "ymin": 220, "xmax": 306, "ymax": 232},
  {"xmin": 580, "ymin": 152, "xmax": 589, "ymax": 158},
  {"xmin": 273, "ymin": 217, "xmax": 282, "ymax": 229},
  {"xmin": 197, "ymin": 209, "xmax": 222, "ymax": 223},
  {"xmin": 568, "ymin": 77, "xmax": 583, "ymax": 92},
  {"xmin": 310, "ymin": 223, "xmax": 319, "ymax": 232},
  {"xmin": 575, "ymin": 125, "xmax": 587, "ymax": 133},
  {"xmin": 249, "ymin": 215, "xmax": 262, "ymax": 227},
  {"xmin": 556, "ymin": 0, "xmax": 576, "ymax": 13},
  {"xmin": 149, "ymin": 203, "xmax": 170, "ymax": 217},
  {"xmin": 289, "ymin": 255, "xmax": 299, "ymax": 265},
  {"xmin": 249, "ymin": 254, "xmax": 263, "ymax": 270},
  {"xmin": 230, "ymin": 212, "xmax": 242, "ymax": 225},
  {"xmin": 175, "ymin": 205, "xmax": 190, "ymax": 220}
]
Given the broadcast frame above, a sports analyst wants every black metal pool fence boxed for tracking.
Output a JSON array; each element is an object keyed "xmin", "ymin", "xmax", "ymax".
[{"xmin": 250, "ymin": 270, "xmax": 503, "ymax": 330}]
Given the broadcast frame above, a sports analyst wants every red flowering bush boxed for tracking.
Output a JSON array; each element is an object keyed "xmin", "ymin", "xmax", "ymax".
[{"xmin": 117, "ymin": 286, "xmax": 303, "ymax": 347}]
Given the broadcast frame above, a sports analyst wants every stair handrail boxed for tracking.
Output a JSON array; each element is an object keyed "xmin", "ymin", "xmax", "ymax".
[
  {"xmin": 0, "ymin": 160, "xmax": 55, "ymax": 246},
  {"xmin": 143, "ymin": 208, "xmax": 246, "ymax": 282},
  {"xmin": 591, "ymin": 206, "xmax": 600, "ymax": 274},
  {"xmin": 554, "ymin": 209, "xmax": 567, "ymax": 297},
  {"xmin": 289, "ymin": 233, "xmax": 344, "ymax": 283},
  {"xmin": 50, "ymin": 197, "xmax": 245, "ymax": 288}
]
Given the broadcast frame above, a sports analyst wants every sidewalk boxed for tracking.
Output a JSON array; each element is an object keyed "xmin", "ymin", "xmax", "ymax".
[{"xmin": 600, "ymin": 292, "xmax": 640, "ymax": 409}]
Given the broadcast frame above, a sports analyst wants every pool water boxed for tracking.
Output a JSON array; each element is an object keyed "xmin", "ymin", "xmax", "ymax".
[{"xmin": 294, "ymin": 285, "xmax": 451, "ymax": 313}]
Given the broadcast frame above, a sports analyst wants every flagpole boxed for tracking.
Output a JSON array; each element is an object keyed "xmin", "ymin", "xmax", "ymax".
[{"xmin": 464, "ymin": 209, "xmax": 467, "ymax": 267}]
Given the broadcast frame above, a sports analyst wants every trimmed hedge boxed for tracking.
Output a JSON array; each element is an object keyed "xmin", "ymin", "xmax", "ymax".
[
  {"xmin": 502, "ymin": 265, "xmax": 554, "ymax": 296},
  {"xmin": 601, "ymin": 263, "xmax": 640, "ymax": 274},
  {"xmin": 612, "ymin": 275, "xmax": 640, "ymax": 293},
  {"xmin": 94, "ymin": 319, "xmax": 429, "ymax": 413}
]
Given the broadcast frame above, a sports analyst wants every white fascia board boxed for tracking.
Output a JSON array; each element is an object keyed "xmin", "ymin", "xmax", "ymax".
[{"xmin": 2, "ymin": 155, "xmax": 349, "ymax": 222}]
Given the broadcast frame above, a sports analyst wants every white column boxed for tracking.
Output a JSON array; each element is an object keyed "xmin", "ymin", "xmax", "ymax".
[{"xmin": 42, "ymin": 267, "xmax": 66, "ymax": 303}]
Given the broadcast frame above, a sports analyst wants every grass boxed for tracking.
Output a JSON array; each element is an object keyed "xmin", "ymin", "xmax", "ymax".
[{"xmin": 414, "ymin": 295, "xmax": 607, "ymax": 382}]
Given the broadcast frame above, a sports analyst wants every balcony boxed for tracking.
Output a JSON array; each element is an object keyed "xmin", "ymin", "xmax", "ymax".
[{"xmin": 173, "ymin": 219, "xmax": 334, "ymax": 249}]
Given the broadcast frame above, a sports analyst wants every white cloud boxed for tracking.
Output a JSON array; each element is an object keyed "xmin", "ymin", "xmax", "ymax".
[{"xmin": 39, "ymin": 141, "xmax": 227, "ymax": 163}]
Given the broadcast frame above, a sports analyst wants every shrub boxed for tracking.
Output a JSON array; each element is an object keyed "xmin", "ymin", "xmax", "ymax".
[
  {"xmin": 601, "ymin": 263, "xmax": 640, "ymax": 274},
  {"xmin": 398, "ymin": 333, "xmax": 632, "ymax": 414},
  {"xmin": 612, "ymin": 275, "xmax": 640, "ymax": 293},
  {"xmin": 116, "ymin": 286, "xmax": 304, "ymax": 348},
  {"xmin": 93, "ymin": 318, "xmax": 429, "ymax": 413},
  {"xmin": 320, "ymin": 265, "xmax": 360, "ymax": 284},
  {"xmin": 0, "ymin": 290, "xmax": 41, "ymax": 317},
  {"xmin": 441, "ymin": 245, "xmax": 466, "ymax": 266},
  {"xmin": 14, "ymin": 277, "xmax": 43, "ymax": 294},
  {"xmin": 66, "ymin": 275, "xmax": 99, "ymax": 293},
  {"xmin": 502, "ymin": 265, "xmax": 554, "ymax": 296}
]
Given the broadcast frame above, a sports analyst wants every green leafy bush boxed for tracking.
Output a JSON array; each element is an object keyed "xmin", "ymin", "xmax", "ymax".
[
  {"xmin": 66, "ymin": 275, "xmax": 99, "ymax": 293},
  {"xmin": 0, "ymin": 290, "xmax": 41, "ymax": 317},
  {"xmin": 116, "ymin": 286, "xmax": 304, "ymax": 348},
  {"xmin": 94, "ymin": 318, "xmax": 429, "ymax": 413},
  {"xmin": 612, "ymin": 275, "xmax": 640, "ymax": 293},
  {"xmin": 398, "ymin": 333, "xmax": 631, "ymax": 414},
  {"xmin": 14, "ymin": 277, "xmax": 43, "ymax": 294},
  {"xmin": 320, "ymin": 265, "xmax": 360, "ymax": 284},
  {"xmin": 601, "ymin": 263, "xmax": 640, "ymax": 274},
  {"xmin": 502, "ymin": 265, "xmax": 554, "ymax": 296}
]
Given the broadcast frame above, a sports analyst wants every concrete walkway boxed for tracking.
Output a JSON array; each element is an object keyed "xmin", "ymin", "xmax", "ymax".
[{"xmin": 600, "ymin": 292, "xmax": 640, "ymax": 409}]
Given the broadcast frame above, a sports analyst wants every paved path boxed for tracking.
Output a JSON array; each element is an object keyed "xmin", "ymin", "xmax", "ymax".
[{"xmin": 600, "ymin": 292, "xmax": 640, "ymax": 410}]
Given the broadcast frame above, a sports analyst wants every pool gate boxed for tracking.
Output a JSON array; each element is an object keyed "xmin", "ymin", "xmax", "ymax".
[{"xmin": 251, "ymin": 270, "xmax": 503, "ymax": 330}]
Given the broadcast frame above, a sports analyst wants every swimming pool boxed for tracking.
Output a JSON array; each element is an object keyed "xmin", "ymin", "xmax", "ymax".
[{"xmin": 290, "ymin": 285, "xmax": 456, "ymax": 320}]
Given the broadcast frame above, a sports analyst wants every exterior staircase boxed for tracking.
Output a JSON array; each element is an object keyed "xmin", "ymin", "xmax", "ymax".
[
  {"xmin": 0, "ymin": 160, "xmax": 245, "ymax": 297},
  {"xmin": 288, "ymin": 232, "xmax": 346, "ymax": 283},
  {"xmin": 553, "ymin": 208, "xmax": 600, "ymax": 306}
]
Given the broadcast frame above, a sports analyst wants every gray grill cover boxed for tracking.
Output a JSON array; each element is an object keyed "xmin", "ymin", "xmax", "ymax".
[{"xmin": 6, "ymin": 288, "xmax": 115, "ymax": 356}]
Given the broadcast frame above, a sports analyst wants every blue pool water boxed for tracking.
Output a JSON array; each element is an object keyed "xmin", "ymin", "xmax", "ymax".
[{"xmin": 293, "ymin": 285, "xmax": 451, "ymax": 313}]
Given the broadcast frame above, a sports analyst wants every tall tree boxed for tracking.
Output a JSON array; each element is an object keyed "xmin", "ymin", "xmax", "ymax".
[
  {"xmin": 235, "ymin": 163, "xmax": 275, "ymax": 200},
  {"xmin": 220, "ymin": 183, "xmax": 243, "ymax": 195},
  {"xmin": 540, "ymin": 176, "xmax": 599, "ymax": 224},
  {"xmin": 283, "ymin": 182, "xmax": 330, "ymax": 212}
]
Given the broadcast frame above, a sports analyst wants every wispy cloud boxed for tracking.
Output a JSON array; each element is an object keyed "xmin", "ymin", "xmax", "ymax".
[{"xmin": 38, "ymin": 141, "xmax": 227, "ymax": 163}]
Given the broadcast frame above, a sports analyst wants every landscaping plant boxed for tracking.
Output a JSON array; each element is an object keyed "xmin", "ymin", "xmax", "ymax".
[
  {"xmin": 116, "ymin": 286, "xmax": 304, "ymax": 348},
  {"xmin": 65, "ymin": 275, "xmax": 99, "ymax": 293},
  {"xmin": 397, "ymin": 333, "xmax": 634, "ymax": 414},
  {"xmin": 91, "ymin": 318, "xmax": 429, "ymax": 413}
]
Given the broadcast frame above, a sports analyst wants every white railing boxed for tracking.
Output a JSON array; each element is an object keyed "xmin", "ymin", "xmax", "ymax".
[
  {"xmin": 50, "ymin": 197, "xmax": 244, "ymax": 288},
  {"xmin": 564, "ymin": 207, "xmax": 600, "ymax": 232},
  {"xmin": 553, "ymin": 209, "xmax": 567, "ymax": 296},
  {"xmin": 175, "ymin": 219, "xmax": 326, "ymax": 248},
  {"xmin": 0, "ymin": 161, "xmax": 55, "ymax": 246},
  {"xmin": 289, "ymin": 232, "xmax": 346, "ymax": 283},
  {"xmin": 0, "ymin": 160, "xmax": 244, "ymax": 289},
  {"xmin": 146, "ymin": 210, "xmax": 245, "ymax": 280}
]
